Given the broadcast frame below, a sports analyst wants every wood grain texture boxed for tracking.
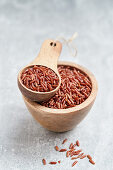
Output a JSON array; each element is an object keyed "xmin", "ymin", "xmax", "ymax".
[
  {"xmin": 17, "ymin": 40, "xmax": 62, "ymax": 102},
  {"xmin": 23, "ymin": 61, "xmax": 98, "ymax": 132}
]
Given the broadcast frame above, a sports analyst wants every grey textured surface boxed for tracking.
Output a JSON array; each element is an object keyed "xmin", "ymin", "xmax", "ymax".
[{"xmin": 0, "ymin": 0, "xmax": 113, "ymax": 170}]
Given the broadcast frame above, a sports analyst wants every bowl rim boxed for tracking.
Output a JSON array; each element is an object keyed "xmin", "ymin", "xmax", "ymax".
[{"xmin": 23, "ymin": 61, "xmax": 98, "ymax": 114}]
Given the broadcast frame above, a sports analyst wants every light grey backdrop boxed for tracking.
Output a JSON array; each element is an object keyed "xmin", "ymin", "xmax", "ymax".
[{"xmin": 0, "ymin": 0, "xmax": 113, "ymax": 170}]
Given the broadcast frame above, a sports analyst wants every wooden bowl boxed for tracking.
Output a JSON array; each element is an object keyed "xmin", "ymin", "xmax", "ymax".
[{"xmin": 23, "ymin": 61, "xmax": 98, "ymax": 132}]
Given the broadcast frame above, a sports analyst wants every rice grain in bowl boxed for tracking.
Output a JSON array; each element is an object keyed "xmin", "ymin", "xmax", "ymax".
[{"xmin": 23, "ymin": 61, "xmax": 98, "ymax": 132}]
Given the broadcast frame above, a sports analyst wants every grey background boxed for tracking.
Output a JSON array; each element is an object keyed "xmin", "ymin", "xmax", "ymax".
[{"xmin": 0, "ymin": 0, "xmax": 113, "ymax": 170}]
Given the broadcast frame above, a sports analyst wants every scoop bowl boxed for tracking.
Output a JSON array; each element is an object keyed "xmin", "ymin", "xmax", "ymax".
[{"xmin": 17, "ymin": 39, "xmax": 62, "ymax": 102}]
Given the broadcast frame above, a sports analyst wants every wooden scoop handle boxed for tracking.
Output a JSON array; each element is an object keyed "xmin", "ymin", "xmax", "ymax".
[{"xmin": 31, "ymin": 39, "xmax": 62, "ymax": 73}]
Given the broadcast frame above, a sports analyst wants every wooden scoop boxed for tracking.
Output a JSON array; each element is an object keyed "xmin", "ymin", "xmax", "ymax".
[{"xmin": 17, "ymin": 39, "xmax": 62, "ymax": 102}]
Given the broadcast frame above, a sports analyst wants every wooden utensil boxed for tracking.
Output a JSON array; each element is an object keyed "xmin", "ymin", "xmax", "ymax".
[
  {"xmin": 18, "ymin": 39, "xmax": 62, "ymax": 102},
  {"xmin": 23, "ymin": 61, "xmax": 98, "ymax": 132}
]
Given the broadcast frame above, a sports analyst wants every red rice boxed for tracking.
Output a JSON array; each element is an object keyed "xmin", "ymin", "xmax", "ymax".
[
  {"xmin": 21, "ymin": 65, "xmax": 59, "ymax": 92},
  {"xmin": 78, "ymin": 153, "xmax": 84, "ymax": 158},
  {"xmin": 42, "ymin": 139, "xmax": 95, "ymax": 167},
  {"xmin": 66, "ymin": 151, "xmax": 70, "ymax": 157},
  {"xmin": 69, "ymin": 143, "xmax": 74, "ymax": 149},
  {"xmin": 80, "ymin": 155, "xmax": 86, "ymax": 159},
  {"xmin": 59, "ymin": 149, "xmax": 67, "ymax": 152},
  {"xmin": 62, "ymin": 138, "xmax": 67, "ymax": 144},
  {"xmin": 72, "ymin": 161, "xmax": 78, "ymax": 167},
  {"xmin": 87, "ymin": 154, "xmax": 92, "ymax": 160},
  {"xmin": 42, "ymin": 159, "xmax": 46, "ymax": 165},
  {"xmin": 71, "ymin": 156, "xmax": 79, "ymax": 160},
  {"xmin": 41, "ymin": 65, "xmax": 92, "ymax": 109},
  {"xmin": 55, "ymin": 146, "xmax": 59, "ymax": 151},
  {"xmin": 49, "ymin": 161, "xmax": 57, "ymax": 165},
  {"xmin": 89, "ymin": 159, "xmax": 95, "ymax": 165},
  {"xmin": 76, "ymin": 140, "xmax": 80, "ymax": 146}
]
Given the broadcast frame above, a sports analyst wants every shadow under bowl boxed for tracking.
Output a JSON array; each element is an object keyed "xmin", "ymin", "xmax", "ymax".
[{"xmin": 23, "ymin": 61, "xmax": 98, "ymax": 132}]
